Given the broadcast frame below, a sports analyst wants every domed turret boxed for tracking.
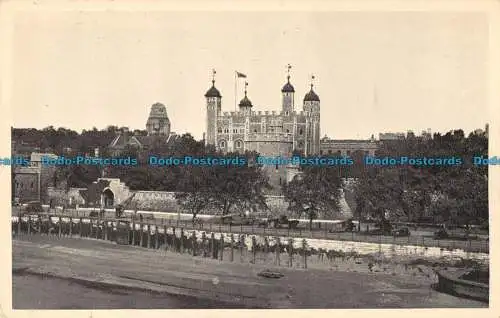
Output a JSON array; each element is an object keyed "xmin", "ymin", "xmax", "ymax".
[
  {"xmin": 282, "ymin": 64, "xmax": 295, "ymax": 112},
  {"xmin": 281, "ymin": 77, "xmax": 295, "ymax": 93},
  {"xmin": 205, "ymin": 80, "xmax": 221, "ymax": 98},
  {"xmin": 304, "ymin": 86, "xmax": 320, "ymax": 102},
  {"xmin": 239, "ymin": 82, "xmax": 253, "ymax": 113}
]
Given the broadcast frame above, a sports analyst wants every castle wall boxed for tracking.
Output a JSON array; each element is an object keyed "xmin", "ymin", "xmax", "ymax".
[{"xmin": 46, "ymin": 187, "xmax": 86, "ymax": 207}]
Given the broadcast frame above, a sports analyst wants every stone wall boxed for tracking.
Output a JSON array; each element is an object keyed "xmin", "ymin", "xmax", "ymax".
[{"xmin": 47, "ymin": 187, "xmax": 86, "ymax": 207}]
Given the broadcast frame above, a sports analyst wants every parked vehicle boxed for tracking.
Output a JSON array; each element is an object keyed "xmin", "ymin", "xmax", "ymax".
[
  {"xmin": 392, "ymin": 227, "xmax": 410, "ymax": 237},
  {"xmin": 267, "ymin": 215, "xmax": 299, "ymax": 229},
  {"xmin": 25, "ymin": 201, "xmax": 43, "ymax": 214}
]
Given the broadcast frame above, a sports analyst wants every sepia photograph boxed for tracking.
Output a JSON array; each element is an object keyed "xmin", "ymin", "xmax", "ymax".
[{"xmin": 2, "ymin": 0, "xmax": 499, "ymax": 314}]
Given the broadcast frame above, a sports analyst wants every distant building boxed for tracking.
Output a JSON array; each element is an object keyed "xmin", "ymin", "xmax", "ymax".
[
  {"xmin": 379, "ymin": 132, "xmax": 406, "ymax": 141},
  {"xmin": 13, "ymin": 152, "xmax": 58, "ymax": 203},
  {"xmin": 108, "ymin": 102, "xmax": 179, "ymax": 156},
  {"xmin": 319, "ymin": 135, "xmax": 378, "ymax": 157}
]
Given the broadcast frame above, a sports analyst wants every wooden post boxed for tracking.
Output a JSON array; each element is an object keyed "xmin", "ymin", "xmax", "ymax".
[
  {"xmin": 211, "ymin": 233, "xmax": 216, "ymax": 259},
  {"xmin": 302, "ymin": 239, "xmax": 308, "ymax": 269},
  {"xmin": 58, "ymin": 217, "xmax": 62, "ymax": 237},
  {"xmin": 139, "ymin": 223, "xmax": 144, "ymax": 247},
  {"xmin": 275, "ymin": 237, "xmax": 281, "ymax": 266},
  {"xmin": 95, "ymin": 219, "xmax": 100, "ymax": 239},
  {"xmin": 38, "ymin": 216, "xmax": 42, "ymax": 236},
  {"xmin": 288, "ymin": 238, "xmax": 293, "ymax": 267},
  {"xmin": 155, "ymin": 226, "xmax": 159, "ymax": 249},
  {"xmin": 79, "ymin": 217, "xmax": 83, "ymax": 237},
  {"xmin": 252, "ymin": 236, "xmax": 257, "ymax": 264},
  {"xmin": 180, "ymin": 228, "xmax": 185, "ymax": 253},
  {"xmin": 171, "ymin": 227, "xmax": 176, "ymax": 250},
  {"xmin": 132, "ymin": 222, "xmax": 136, "ymax": 246},
  {"xmin": 220, "ymin": 234, "xmax": 224, "ymax": 261},
  {"xmin": 192, "ymin": 231, "xmax": 197, "ymax": 256},
  {"xmin": 164, "ymin": 225, "xmax": 168, "ymax": 251},
  {"xmin": 104, "ymin": 221, "xmax": 108, "ymax": 241},
  {"xmin": 230, "ymin": 234, "xmax": 234, "ymax": 262},
  {"xmin": 202, "ymin": 232, "xmax": 207, "ymax": 257},
  {"xmin": 264, "ymin": 237, "xmax": 269, "ymax": 255},
  {"xmin": 239, "ymin": 235, "xmax": 244, "ymax": 263},
  {"xmin": 147, "ymin": 224, "xmax": 152, "ymax": 248},
  {"xmin": 27, "ymin": 215, "xmax": 31, "ymax": 235},
  {"xmin": 17, "ymin": 216, "xmax": 21, "ymax": 236},
  {"xmin": 69, "ymin": 217, "xmax": 73, "ymax": 237}
]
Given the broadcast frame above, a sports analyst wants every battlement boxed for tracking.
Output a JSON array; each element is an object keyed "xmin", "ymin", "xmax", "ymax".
[{"xmin": 245, "ymin": 133, "xmax": 293, "ymax": 142}]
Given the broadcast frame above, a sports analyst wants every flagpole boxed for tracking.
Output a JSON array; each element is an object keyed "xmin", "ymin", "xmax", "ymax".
[{"xmin": 234, "ymin": 71, "xmax": 237, "ymax": 112}]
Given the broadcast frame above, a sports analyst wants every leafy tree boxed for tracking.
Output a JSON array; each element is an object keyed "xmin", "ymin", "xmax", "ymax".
[{"xmin": 283, "ymin": 165, "xmax": 343, "ymax": 229}]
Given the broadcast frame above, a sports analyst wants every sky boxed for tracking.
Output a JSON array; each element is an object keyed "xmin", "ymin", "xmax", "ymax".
[{"xmin": 10, "ymin": 10, "xmax": 490, "ymax": 140}]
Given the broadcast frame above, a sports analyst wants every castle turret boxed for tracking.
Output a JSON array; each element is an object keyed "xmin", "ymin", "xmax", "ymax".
[
  {"xmin": 205, "ymin": 70, "xmax": 222, "ymax": 147},
  {"xmin": 239, "ymin": 81, "xmax": 252, "ymax": 115},
  {"xmin": 303, "ymin": 75, "xmax": 321, "ymax": 155},
  {"xmin": 281, "ymin": 64, "xmax": 295, "ymax": 113}
]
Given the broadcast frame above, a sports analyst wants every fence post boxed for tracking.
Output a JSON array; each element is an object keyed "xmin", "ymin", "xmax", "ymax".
[
  {"xmin": 58, "ymin": 217, "xmax": 62, "ymax": 238},
  {"xmin": 17, "ymin": 216, "xmax": 21, "ymax": 236},
  {"xmin": 252, "ymin": 236, "xmax": 257, "ymax": 264},
  {"xmin": 192, "ymin": 232, "xmax": 197, "ymax": 256},
  {"xmin": 288, "ymin": 238, "xmax": 293, "ymax": 267},
  {"xmin": 180, "ymin": 228, "xmax": 185, "ymax": 253},
  {"xmin": 79, "ymin": 217, "xmax": 83, "ymax": 237},
  {"xmin": 264, "ymin": 237, "xmax": 269, "ymax": 255},
  {"xmin": 155, "ymin": 226, "xmax": 159, "ymax": 249},
  {"xmin": 211, "ymin": 233, "xmax": 216, "ymax": 259},
  {"xmin": 220, "ymin": 234, "xmax": 224, "ymax": 261},
  {"xmin": 202, "ymin": 232, "xmax": 207, "ymax": 257},
  {"xmin": 275, "ymin": 237, "xmax": 281, "ymax": 266},
  {"xmin": 139, "ymin": 223, "xmax": 144, "ymax": 247},
  {"xmin": 302, "ymin": 239, "xmax": 308, "ymax": 269},
  {"xmin": 69, "ymin": 217, "xmax": 73, "ymax": 237},
  {"xmin": 38, "ymin": 216, "xmax": 42, "ymax": 236},
  {"xmin": 164, "ymin": 225, "xmax": 168, "ymax": 250},
  {"xmin": 130, "ymin": 222, "xmax": 136, "ymax": 246},
  {"xmin": 171, "ymin": 227, "xmax": 176, "ymax": 250},
  {"xmin": 27, "ymin": 215, "xmax": 31, "ymax": 236},
  {"xmin": 239, "ymin": 234, "xmax": 244, "ymax": 263},
  {"xmin": 230, "ymin": 234, "xmax": 234, "ymax": 262},
  {"xmin": 147, "ymin": 225, "xmax": 152, "ymax": 248}
]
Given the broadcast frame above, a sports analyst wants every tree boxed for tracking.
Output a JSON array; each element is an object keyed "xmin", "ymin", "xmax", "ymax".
[
  {"xmin": 209, "ymin": 151, "xmax": 270, "ymax": 216},
  {"xmin": 283, "ymin": 165, "xmax": 343, "ymax": 229},
  {"xmin": 175, "ymin": 165, "xmax": 214, "ymax": 222}
]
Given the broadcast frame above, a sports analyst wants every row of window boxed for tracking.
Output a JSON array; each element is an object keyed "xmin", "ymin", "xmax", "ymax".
[
  {"xmin": 217, "ymin": 128, "xmax": 304, "ymax": 134},
  {"xmin": 15, "ymin": 182, "xmax": 34, "ymax": 189},
  {"xmin": 319, "ymin": 150, "xmax": 371, "ymax": 156},
  {"xmin": 219, "ymin": 140, "xmax": 243, "ymax": 148}
]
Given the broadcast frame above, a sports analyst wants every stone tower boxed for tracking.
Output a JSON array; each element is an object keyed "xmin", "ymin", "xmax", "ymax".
[
  {"xmin": 205, "ymin": 69, "xmax": 222, "ymax": 146},
  {"xmin": 281, "ymin": 64, "xmax": 295, "ymax": 113},
  {"xmin": 146, "ymin": 102, "xmax": 171, "ymax": 136},
  {"xmin": 303, "ymin": 76, "xmax": 321, "ymax": 155}
]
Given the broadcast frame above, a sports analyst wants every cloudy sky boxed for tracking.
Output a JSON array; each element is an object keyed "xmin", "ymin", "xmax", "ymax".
[{"xmin": 9, "ymin": 9, "xmax": 489, "ymax": 139}]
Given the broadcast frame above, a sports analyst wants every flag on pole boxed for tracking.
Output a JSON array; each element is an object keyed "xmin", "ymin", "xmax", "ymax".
[{"xmin": 236, "ymin": 71, "xmax": 247, "ymax": 78}]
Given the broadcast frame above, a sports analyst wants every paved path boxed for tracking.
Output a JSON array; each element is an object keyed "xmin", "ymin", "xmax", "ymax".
[{"xmin": 12, "ymin": 236, "xmax": 486, "ymax": 309}]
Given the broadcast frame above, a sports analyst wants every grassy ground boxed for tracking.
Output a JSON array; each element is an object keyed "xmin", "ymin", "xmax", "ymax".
[{"xmin": 12, "ymin": 235, "xmax": 486, "ymax": 309}]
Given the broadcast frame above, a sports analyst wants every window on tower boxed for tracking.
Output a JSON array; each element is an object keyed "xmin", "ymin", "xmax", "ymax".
[
  {"xmin": 299, "ymin": 128, "xmax": 303, "ymax": 135},
  {"xmin": 218, "ymin": 128, "xmax": 222, "ymax": 133}
]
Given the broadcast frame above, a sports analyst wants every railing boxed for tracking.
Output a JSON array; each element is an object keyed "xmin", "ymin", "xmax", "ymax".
[
  {"xmin": 11, "ymin": 208, "xmax": 490, "ymax": 254},
  {"xmin": 12, "ymin": 214, "xmax": 314, "ymax": 269}
]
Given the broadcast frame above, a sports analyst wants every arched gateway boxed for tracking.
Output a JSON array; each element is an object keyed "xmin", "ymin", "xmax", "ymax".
[{"xmin": 102, "ymin": 188, "xmax": 115, "ymax": 208}]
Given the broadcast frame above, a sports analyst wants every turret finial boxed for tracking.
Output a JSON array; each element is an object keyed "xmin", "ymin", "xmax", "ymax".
[
  {"xmin": 212, "ymin": 69, "xmax": 216, "ymax": 85},
  {"xmin": 310, "ymin": 74, "xmax": 315, "ymax": 90},
  {"xmin": 287, "ymin": 64, "xmax": 292, "ymax": 82},
  {"xmin": 244, "ymin": 81, "xmax": 248, "ymax": 96}
]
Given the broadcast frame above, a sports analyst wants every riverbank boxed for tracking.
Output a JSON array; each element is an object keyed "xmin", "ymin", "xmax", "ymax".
[{"xmin": 12, "ymin": 236, "xmax": 486, "ymax": 308}]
